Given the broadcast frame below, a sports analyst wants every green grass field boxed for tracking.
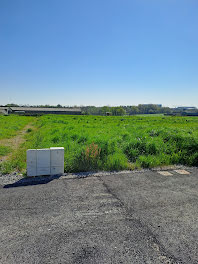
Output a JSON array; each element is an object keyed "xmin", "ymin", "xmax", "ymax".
[
  {"xmin": 0, "ymin": 146, "xmax": 12, "ymax": 157},
  {"xmin": 0, "ymin": 115, "xmax": 34, "ymax": 140},
  {"xmin": 0, "ymin": 115, "xmax": 198, "ymax": 174}
]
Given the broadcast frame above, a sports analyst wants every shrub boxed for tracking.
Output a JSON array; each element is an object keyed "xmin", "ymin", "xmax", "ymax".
[
  {"xmin": 83, "ymin": 143, "xmax": 101, "ymax": 169},
  {"xmin": 70, "ymin": 143, "xmax": 102, "ymax": 172}
]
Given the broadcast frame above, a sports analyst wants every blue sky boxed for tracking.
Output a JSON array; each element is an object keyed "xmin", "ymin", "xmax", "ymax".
[{"xmin": 0, "ymin": 0, "xmax": 198, "ymax": 107}]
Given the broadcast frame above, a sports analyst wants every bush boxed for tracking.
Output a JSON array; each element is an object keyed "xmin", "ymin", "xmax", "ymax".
[
  {"xmin": 84, "ymin": 143, "xmax": 101, "ymax": 168},
  {"xmin": 26, "ymin": 128, "xmax": 32, "ymax": 133},
  {"xmin": 69, "ymin": 143, "xmax": 102, "ymax": 172}
]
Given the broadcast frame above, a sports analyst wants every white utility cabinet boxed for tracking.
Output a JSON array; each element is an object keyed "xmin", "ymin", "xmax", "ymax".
[
  {"xmin": 26, "ymin": 147, "xmax": 64, "ymax": 177},
  {"xmin": 37, "ymin": 149, "xmax": 51, "ymax": 176},
  {"xmin": 50, "ymin": 147, "xmax": 64, "ymax": 175},
  {"xmin": 27, "ymin": 149, "xmax": 37, "ymax": 177},
  {"xmin": 50, "ymin": 147, "xmax": 64, "ymax": 166},
  {"xmin": 37, "ymin": 149, "xmax": 50, "ymax": 168}
]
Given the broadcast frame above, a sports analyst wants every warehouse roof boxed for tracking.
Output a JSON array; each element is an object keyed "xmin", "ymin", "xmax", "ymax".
[
  {"xmin": 0, "ymin": 107, "xmax": 8, "ymax": 110},
  {"xmin": 10, "ymin": 107, "xmax": 81, "ymax": 112}
]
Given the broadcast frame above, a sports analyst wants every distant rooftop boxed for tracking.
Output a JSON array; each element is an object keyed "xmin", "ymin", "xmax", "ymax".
[
  {"xmin": 0, "ymin": 106, "xmax": 82, "ymax": 115},
  {"xmin": 175, "ymin": 107, "xmax": 197, "ymax": 110},
  {"xmin": 10, "ymin": 107, "xmax": 81, "ymax": 112}
]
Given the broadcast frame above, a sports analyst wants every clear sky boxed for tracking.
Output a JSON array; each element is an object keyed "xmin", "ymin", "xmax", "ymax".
[{"xmin": 0, "ymin": 0, "xmax": 198, "ymax": 107}]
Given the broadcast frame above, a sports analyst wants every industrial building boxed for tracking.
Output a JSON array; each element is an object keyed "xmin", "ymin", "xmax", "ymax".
[
  {"xmin": 0, "ymin": 106, "xmax": 82, "ymax": 116},
  {"xmin": 0, "ymin": 107, "xmax": 9, "ymax": 115},
  {"xmin": 169, "ymin": 107, "xmax": 198, "ymax": 116}
]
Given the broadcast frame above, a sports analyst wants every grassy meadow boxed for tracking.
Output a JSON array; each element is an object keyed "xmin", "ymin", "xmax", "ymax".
[
  {"xmin": 0, "ymin": 115, "xmax": 33, "ymax": 140},
  {"xmin": 0, "ymin": 114, "xmax": 198, "ymax": 174}
]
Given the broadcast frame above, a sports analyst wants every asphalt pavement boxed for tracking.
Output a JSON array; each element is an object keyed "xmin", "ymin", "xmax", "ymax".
[{"xmin": 0, "ymin": 167, "xmax": 198, "ymax": 264}]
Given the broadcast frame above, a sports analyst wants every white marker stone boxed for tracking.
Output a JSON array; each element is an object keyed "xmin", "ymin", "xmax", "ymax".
[
  {"xmin": 174, "ymin": 170, "xmax": 190, "ymax": 175},
  {"xmin": 158, "ymin": 171, "xmax": 173, "ymax": 176}
]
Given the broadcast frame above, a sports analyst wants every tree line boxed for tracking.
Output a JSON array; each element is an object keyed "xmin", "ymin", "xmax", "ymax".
[
  {"xmin": 81, "ymin": 105, "xmax": 171, "ymax": 116},
  {"xmin": 4, "ymin": 103, "xmax": 172, "ymax": 116}
]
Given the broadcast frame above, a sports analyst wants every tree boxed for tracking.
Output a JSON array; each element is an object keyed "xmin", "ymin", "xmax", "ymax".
[
  {"xmin": 130, "ymin": 106, "xmax": 139, "ymax": 115},
  {"xmin": 6, "ymin": 103, "xmax": 19, "ymax": 107}
]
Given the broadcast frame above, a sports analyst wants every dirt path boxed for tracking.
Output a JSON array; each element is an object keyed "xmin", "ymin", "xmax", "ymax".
[{"xmin": 0, "ymin": 123, "xmax": 34, "ymax": 163}]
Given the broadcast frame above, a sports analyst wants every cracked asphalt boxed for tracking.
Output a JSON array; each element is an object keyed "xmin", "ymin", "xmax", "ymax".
[{"xmin": 0, "ymin": 168, "xmax": 198, "ymax": 264}]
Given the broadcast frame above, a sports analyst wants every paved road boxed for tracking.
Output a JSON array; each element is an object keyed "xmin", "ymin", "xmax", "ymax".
[{"xmin": 0, "ymin": 168, "xmax": 198, "ymax": 264}]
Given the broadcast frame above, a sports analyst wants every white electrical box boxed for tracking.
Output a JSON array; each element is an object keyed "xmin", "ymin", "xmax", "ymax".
[
  {"xmin": 27, "ymin": 150, "xmax": 37, "ymax": 177},
  {"xmin": 37, "ymin": 149, "xmax": 50, "ymax": 168},
  {"xmin": 27, "ymin": 166, "xmax": 37, "ymax": 177},
  {"xmin": 51, "ymin": 166, "xmax": 64, "ymax": 175},
  {"xmin": 26, "ymin": 147, "xmax": 64, "ymax": 177},
  {"xmin": 50, "ymin": 147, "xmax": 64, "ymax": 167},
  {"xmin": 27, "ymin": 149, "xmax": 37, "ymax": 167}
]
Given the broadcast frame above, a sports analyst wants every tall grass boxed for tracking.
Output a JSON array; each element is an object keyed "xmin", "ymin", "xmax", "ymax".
[
  {"xmin": 0, "ymin": 146, "xmax": 12, "ymax": 157},
  {"xmin": 0, "ymin": 115, "xmax": 198, "ymax": 174},
  {"xmin": 0, "ymin": 115, "xmax": 34, "ymax": 140}
]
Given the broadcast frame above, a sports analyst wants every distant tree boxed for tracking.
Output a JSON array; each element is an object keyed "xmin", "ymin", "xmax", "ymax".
[
  {"xmin": 100, "ymin": 106, "xmax": 111, "ymax": 115},
  {"xmin": 6, "ymin": 103, "xmax": 19, "ymax": 107},
  {"xmin": 161, "ymin": 107, "xmax": 171, "ymax": 114},
  {"xmin": 148, "ymin": 109, "xmax": 155, "ymax": 114},
  {"xmin": 112, "ymin": 106, "xmax": 126, "ymax": 116},
  {"xmin": 66, "ymin": 104, "xmax": 172, "ymax": 116},
  {"xmin": 129, "ymin": 106, "xmax": 139, "ymax": 115},
  {"xmin": 117, "ymin": 107, "xmax": 126, "ymax": 116}
]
